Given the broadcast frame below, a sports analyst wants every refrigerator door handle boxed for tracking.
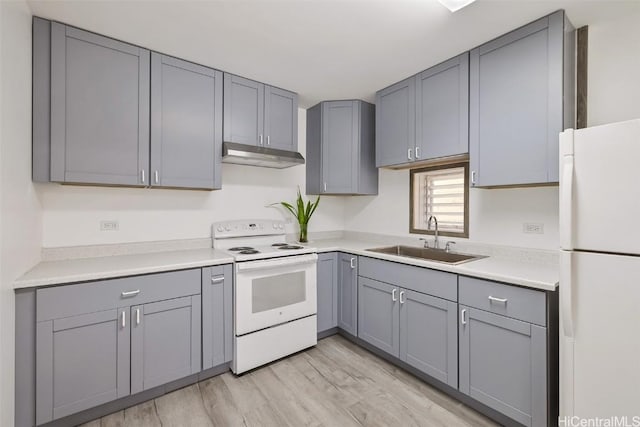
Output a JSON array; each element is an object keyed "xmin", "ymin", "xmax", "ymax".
[
  {"xmin": 559, "ymin": 130, "xmax": 575, "ymax": 250},
  {"xmin": 560, "ymin": 251, "xmax": 574, "ymax": 338}
]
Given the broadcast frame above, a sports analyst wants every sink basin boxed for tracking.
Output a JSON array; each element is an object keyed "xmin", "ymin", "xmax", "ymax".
[{"xmin": 366, "ymin": 245, "xmax": 485, "ymax": 265}]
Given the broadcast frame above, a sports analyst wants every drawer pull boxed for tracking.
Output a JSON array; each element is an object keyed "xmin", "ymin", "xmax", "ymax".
[
  {"xmin": 399, "ymin": 290, "xmax": 405, "ymax": 304},
  {"xmin": 488, "ymin": 296, "xmax": 508, "ymax": 304},
  {"xmin": 211, "ymin": 277, "xmax": 224, "ymax": 284},
  {"xmin": 392, "ymin": 288, "xmax": 397, "ymax": 302},
  {"xmin": 121, "ymin": 290, "xmax": 141, "ymax": 298}
]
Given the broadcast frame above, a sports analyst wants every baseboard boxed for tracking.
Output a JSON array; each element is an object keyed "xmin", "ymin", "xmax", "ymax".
[{"xmin": 317, "ymin": 327, "xmax": 339, "ymax": 340}]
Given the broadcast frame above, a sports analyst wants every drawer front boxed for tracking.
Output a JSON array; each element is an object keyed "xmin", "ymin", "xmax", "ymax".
[
  {"xmin": 459, "ymin": 276, "xmax": 546, "ymax": 326},
  {"xmin": 37, "ymin": 269, "xmax": 202, "ymax": 322},
  {"xmin": 358, "ymin": 256, "xmax": 457, "ymax": 302}
]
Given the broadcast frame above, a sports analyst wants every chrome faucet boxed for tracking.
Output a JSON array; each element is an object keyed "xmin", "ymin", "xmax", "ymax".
[{"xmin": 427, "ymin": 216, "xmax": 439, "ymax": 249}]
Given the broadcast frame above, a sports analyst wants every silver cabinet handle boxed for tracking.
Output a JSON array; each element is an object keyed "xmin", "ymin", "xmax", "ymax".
[
  {"xmin": 136, "ymin": 308, "xmax": 141, "ymax": 325},
  {"xmin": 392, "ymin": 288, "xmax": 397, "ymax": 302},
  {"xmin": 259, "ymin": 134, "xmax": 263, "ymax": 145},
  {"xmin": 154, "ymin": 170, "xmax": 159, "ymax": 184},
  {"xmin": 407, "ymin": 148, "xmax": 413, "ymax": 161},
  {"xmin": 415, "ymin": 147, "xmax": 421, "ymax": 159},
  {"xmin": 267, "ymin": 135, "xmax": 270, "ymax": 145},
  {"xmin": 324, "ymin": 182, "xmax": 327, "ymax": 192},
  {"xmin": 461, "ymin": 308, "xmax": 467, "ymax": 325},
  {"xmin": 399, "ymin": 290, "xmax": 405, "ymax": 304},
  {"xmin": 211, "ymin": 276, "xmax": 224, "ymax": 284},
  {"xmin": 488, "ymin": 296, "xmax": 508, "ymax": 304},
  {"xmin": 121, "ymin": 311, "xmax": 126, "ymax": 328},
  {"xmin": 140, "ymin": 169, "xmax": 145, "ymax": 184},
  {"xmin": 350, "ymin": 257, "xmax": 356, "ymax": 269},
  {"xmin": 471, "ymin": 170, "xmax": 477, "ymax": 185},
  {"xmin": 121, "ymin": 290, "xmax": 140, "ymax": 298}
]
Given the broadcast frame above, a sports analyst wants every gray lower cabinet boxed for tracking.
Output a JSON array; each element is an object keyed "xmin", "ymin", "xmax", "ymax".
[
  {"xmin": 150, "ymin": 53, "xmax": 223, "ymax": 190},
  {"xmin": 469, "ymin": 10, "xmax": 574, "ymax": 187},
  {"xmin": 337, "ymin": 253, "xmax": 358, "ymax": 336},
  {"xmin": 459, "ymin": 306, "xmax": 547, "ymax": 427},
  {"xmin": 223, "ymin": 73, "xmax": 298, "ymax": 151},
  {"xmin": 317, "ymin": 252, "xmax": 338, "ymax": 334},
  {"xmin": 306, "ymin": 100, "xmax": 377, "ymax": 195},
  {"xmin": 357, "ymin": 277, "xmax": 399, "ymax": 356},
  {"xmin": 202, "ymin": 265, "xmax": 233, "ymax": 369},
  {"xmin": 34, "ymin": 269, "xmax": 202, "ymax": 425},
  {"xmin": 130, "ymin": 296, "xmax": 201, "ymax": 394},
  {"xmin": 33, "ymin": 19, "xmax": 150, "ymax": 186}
]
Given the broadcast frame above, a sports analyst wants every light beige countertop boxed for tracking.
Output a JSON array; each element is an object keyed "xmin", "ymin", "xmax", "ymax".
[
  {"xmin": 308, "ymin": 238, "xmax": 559, "ymax": 292},
  {"xmin": 14, "ymin": 248, "xmax": 234, "ymax": 289}
]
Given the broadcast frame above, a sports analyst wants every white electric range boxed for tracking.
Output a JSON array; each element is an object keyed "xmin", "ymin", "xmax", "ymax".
[{"xmin": 212, "ymin": 219, "xmax": 318, "ymax": 374}]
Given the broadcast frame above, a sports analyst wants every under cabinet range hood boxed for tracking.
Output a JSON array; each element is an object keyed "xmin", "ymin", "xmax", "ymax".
[{"xmin": 222, "ymin": 142, "xmax": 305, "ymax": 169}]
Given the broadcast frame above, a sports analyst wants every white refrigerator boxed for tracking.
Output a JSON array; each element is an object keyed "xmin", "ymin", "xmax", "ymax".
[{"xmin": 559, "ymin": 118, "xmax": 640, "ymax": 420}]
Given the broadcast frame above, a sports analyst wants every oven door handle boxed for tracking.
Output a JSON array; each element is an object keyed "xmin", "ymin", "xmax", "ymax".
[{"xmin": 236, "ymin": 253, "xmax": 318, "ymax": 272}]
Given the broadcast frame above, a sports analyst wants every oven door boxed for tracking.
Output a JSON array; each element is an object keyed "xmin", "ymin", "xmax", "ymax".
[{"xmin": 235, "ymin": 253, "xmax": 317, "ymax": 336}]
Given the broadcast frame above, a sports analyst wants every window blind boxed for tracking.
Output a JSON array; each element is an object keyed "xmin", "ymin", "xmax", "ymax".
[{"xmin": 414, "ymin": 166, "xmax": 465, "ymax": 233}]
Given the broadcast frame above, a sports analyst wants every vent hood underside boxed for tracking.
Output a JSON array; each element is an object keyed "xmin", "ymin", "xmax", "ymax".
[{"xmin": 222, "ymin": 142, "xmax": 305, "ymax": 169}]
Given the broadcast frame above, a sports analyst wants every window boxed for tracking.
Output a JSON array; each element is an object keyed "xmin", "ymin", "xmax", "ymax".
[{"xmin": 410, "ymin": 162, "xmax": 469, "ymax": 237}]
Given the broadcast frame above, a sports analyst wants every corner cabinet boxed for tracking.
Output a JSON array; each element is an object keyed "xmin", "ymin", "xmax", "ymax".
[
  {"xmin": 34, "ymin": 269, "xmax": 202, "ymax": 425},
  {"xmin": 306, "ymin": 100, "xmax": 377, "ymax": 195},
  {"xmin": 223, "ymin": 73, "xmax": 298, "ymax": 151},
  {"xmin": 375, "ymin": 52, "xmax": 469, "ymax": 168},
  {"xmin": 337, "ymin": 253, "xmax": 358, "ymax": 336},
  {"xmin": 469, "ymin": 10, "xmax": 574, "ymax": 187},
  {"xmin": 32, "ymin": 17, "xmax": 224, "ymax": 189}
]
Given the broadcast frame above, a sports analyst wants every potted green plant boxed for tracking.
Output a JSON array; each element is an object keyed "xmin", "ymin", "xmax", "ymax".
[{"xmin": 272, "ymin": 188, "xmax": 320, "ymax": 243}]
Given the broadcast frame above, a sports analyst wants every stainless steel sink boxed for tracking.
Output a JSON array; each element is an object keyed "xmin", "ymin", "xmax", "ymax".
[{"xmin": 366, "ymin": 245, "xmax": 486, "ymax": 265}]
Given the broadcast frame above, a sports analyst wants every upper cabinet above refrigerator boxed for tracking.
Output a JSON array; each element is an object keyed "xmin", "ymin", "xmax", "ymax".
[{"xmin": 469, "ymin": 10, "xmax": 575, "ymax": 188}]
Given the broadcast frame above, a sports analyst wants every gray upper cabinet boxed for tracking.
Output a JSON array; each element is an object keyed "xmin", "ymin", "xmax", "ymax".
[
  {"xmin": 375, "ymin": 52, "xmax": 470, "ymax": 168},
  {"xmin": 264, "ymin": 86, "xmax": 298, "ymax": 151},
  {"xmin": 375, "ymin": 77, "xmax": 415, "ymax": 167},
  {"xmin": 459, "ymin": 306, "xmax": 547, "ymax": 427},
  {"xmin": 306, "ymin": 100, "xmax": 377, "ymax": 195},
  {"xmin": 223, "ymin": 73, "xmax": 298, "ymax": 151},
  {"xmin": 358, "ymin": 277, "xmax": 399, "ymax": 357},
  {"xmin": 150, "ymin": 53, "xmax": 223, "ymax": 190},
  {"xmin": 202, "ymin": 265, "xmax": 233, "ymax": 370},
  {"xmin": 46, "ymin": 22, "xmax": 150, "ymax": 186},
  {"xmin": 131, "ymin": 295, "xmax": 201, "ymax": 394},
  {"xmin": 469, "ymin": 10, "xmax": 574, "ymax": 187},
  {"xmin": 337, "ymin": 253, "xmax": 358, "ymax": 336},
  {"xmin": 416, "ymin": 53, "xmax": 469, "ymax": 160},
  {"xmin": 35, "ymin": 269, "xmax": 202, "ymax": 424},
  {"xmin": 317, "ymin": 252, "xmax": 338, "ymax": 334}
]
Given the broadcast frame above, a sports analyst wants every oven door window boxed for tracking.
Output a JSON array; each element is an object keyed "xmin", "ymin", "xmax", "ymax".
[{"xmin": 252, "ymin": 271, "xmax": 306, "ymax": 313}]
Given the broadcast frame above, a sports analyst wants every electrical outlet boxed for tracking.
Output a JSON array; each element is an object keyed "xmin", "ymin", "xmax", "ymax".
[
  {"xmin": 100, "ymin": 220, "xmax": 119, "ymax": 231},
  {"xmin": 523, "ymin": 223, "xmax": 544, "ymax": 234}
]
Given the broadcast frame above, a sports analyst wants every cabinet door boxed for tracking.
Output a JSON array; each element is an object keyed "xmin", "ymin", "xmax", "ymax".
[
  {"xmin": 375, "ymin": 76, "xmax": 415, "ymax": 167},
  {"xmin": 400, "ymin": 290, "xmax": 458, "ymax": 388},
  {"xmin": 50, "ymin": 23, "xmax": 149, "ymax": 186},
  {"xmin": 131, "ymin": 296, "xmax": 201, "ymax": 394},
  {"xmin": 358, "ymin": 277, "xmax": 399, "ymax": 357},
  {"xmin": 469, "ymin": 12, "xmax": 564, "ymax": 187},
  {"xmin": 317, "ymin": 252, "xmax": 338, "ymax": 333},
  {"xmin": 36, "ymin": 309, "xmax": 130, "ymax": 425},
  {"xmin": 416, "ymin": 53, "xmax": 469, "ymax": 160},
  {"xmin": 202, "ymin": 265, "xmax": 233, "ymax": 370},
  {"xmin": 264, "ymin": 86, "xmax": 298, "ymax": 151},
  {"xmin": 223, "ymin": 73, "xmax": 264, "ymax": 146},
  {"xmin": 459, "ymin": 306, "xmax": 547, "ymax": 427},
  {"xmin": 322, "ymin": 101, "xmax": 359, "ymax": 194},
  {"xmin": 150, "ymin": 54, "xmax": 222, "ymax": 189},
  {"xmin": 337, "ymin": 253, "xmax": 358, "ymax": 336}
]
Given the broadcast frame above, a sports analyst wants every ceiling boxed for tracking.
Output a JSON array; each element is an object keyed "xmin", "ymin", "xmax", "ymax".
[{"xmin": 27, "ymin": 0, "xmax": 640, "ymax": 108}]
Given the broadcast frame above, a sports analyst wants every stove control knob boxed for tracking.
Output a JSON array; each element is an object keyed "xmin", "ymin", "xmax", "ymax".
[
  {"xmin": 225, "ymin": 226, "xmax": 231, "ymax": 231},
  {"xmin": 272, "ymin": 223, "xmax": 278, "ymax": 229},
  {"xmin": 216, "ymin": 226, "xmax": 224, "ymax": 232},
  {"xmin": 278, "ymin": 223, "xmax": 284, "ymax": 229}
]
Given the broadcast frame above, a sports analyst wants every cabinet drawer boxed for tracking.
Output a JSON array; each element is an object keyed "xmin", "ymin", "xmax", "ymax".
[
  {"xmin": 358, "ymin": 257, "xmax": 457, "ymax": 302},
  {"xmin": 37, "ymin": 269, "xmax": 201, "ymax": 322},
  {"xmin": 459, "ymin": 276, "xmax": 546, "ymax": 326}
]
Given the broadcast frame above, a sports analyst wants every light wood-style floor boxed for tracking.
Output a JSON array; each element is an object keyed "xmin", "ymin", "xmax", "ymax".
[{"xmin": 81, "ymin": 335, "xmax": 499, "ymax": 427}]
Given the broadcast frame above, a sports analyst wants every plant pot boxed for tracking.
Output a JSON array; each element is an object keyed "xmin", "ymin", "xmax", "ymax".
[{"xmin": 298, "ymin": 222, "xmax": 308, "ymax": 243}]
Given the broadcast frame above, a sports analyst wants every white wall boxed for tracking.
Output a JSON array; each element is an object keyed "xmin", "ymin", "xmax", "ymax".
[
  {"xmin": 344, "ymin": 10, "xmax": 640, "ymax": 251},
  {"xmin": 0, "ymin": 1, "xmax": 42, "ymax": 425},
  {"xmin": 38, "ymin": 109, "xmax": 344, "ymax": 247}
]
